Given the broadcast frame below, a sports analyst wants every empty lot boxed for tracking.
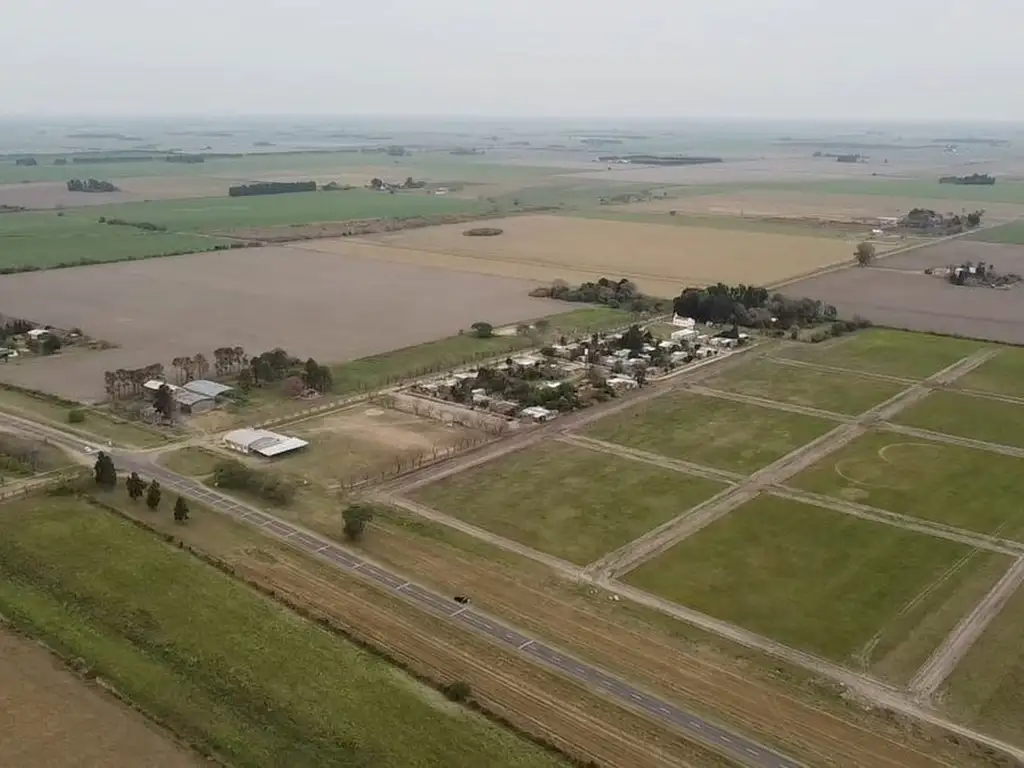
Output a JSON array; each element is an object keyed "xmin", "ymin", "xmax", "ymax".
[
  {"xmin": 0, "ymin": 627, "xmax": 201, "ymax": 768},
  {"xmin": 295, "ymin": 214, "xmax": 854, "ymax": 297},
  {"xmin": 0, "ymin": 247, "xmax": 549, "ymax": 401}
]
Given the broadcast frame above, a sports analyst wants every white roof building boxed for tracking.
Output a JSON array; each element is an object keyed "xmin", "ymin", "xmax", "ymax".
[
  {"xmin": 183, "ymin": 379, "xmax": 233, "ymax": 398},
  {"xmin": 27, "ymin": 328, "xmax": 52, "ymax": 339},
  {"xmin": 223, "ymin": 428, "xmax": 309, "ymax": 458},
  {"xmin": 521, "ymin": 406, "xmax": 556, "ymax": 422},
  {"xmin": 672, "ymin": 314, "xmax": 696, "ymax": 328}
]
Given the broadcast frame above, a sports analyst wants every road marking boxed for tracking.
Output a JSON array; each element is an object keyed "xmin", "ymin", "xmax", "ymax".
[
  {"xmin": 395, "ymin": 581, "xmax": 410, "ymax": 590},
  {"xmin": 315, "ymin": 545, "xmax": 330, "ymax": 553},
  {"xmin": 692, "ymin": 722, "xmax": 703, "ymax": 730},
  {"xmin": 746, "ymin": 748, "xmax": 760, "ymax": 756},
  {"xmin": 721, "ymin": 736, "xmax": 731, "ymax": 744},
  {"xmin": 451, "ymin": 606, "xmax": 468, "ymax": 617},
  {"xmin": 351, "ymin": 561, "xmax": 363, "ymax": 571},
  {"xmin": 517, "ymin": 639, "xmax": 534, "ymax": 651},
  {"xmin": 630, "ymin": 692, "xmax": 643, "ymax": 701},
  {"xmin": 657, "ymin": 705, "xmax": 672, "ymax": 715}
]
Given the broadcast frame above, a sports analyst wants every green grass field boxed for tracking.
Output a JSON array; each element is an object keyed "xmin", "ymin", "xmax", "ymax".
[
  {"xmin": 157, "ymin": 447, "xmax": 223, "ymax": 477},
  {"xmin": 791, "ymin": 429, "xmax": 1024, "ymax": 538},
  {"xmin": 0, "ymin": 495, "xmax": 567, "ymax": 768},
  {"xmin": 412, "ymin": 441, "xmax": 725, "ymax": 565},
  {"xmin": 894, "ymin": 390, "xmax": 1024, "ymax": 449},
  {"xmin": 774, "ymin": 330, "xmax": 987, "ymax": 380},
  {"xmin": 957, "ymin": 347, "xmax": 1024, "ymax": 398},
  {"xmin": 586, "ymin": 392, "xmax": 837, "ymax": 474},
  {"xmin": 943, "ymin": 584, "xmax": 1024, "ymax": 746},
  {"xmin": 703, "ymin": 358, "xmax": 906, "ymax": 415},
  {"xmin": 0, "ymin": 190, "xmax": 484, "ymax": 270},
  {"xmin": 967, "ymin": 220, "xmax": 1024, "ymax": 245},
  {"xmin": 768, "ymin": 178, "xmax": 1024, "ymax": 205},
  {"xmin": 623, "ymin": 494, "xmax": 1009, "ymax": 668}
]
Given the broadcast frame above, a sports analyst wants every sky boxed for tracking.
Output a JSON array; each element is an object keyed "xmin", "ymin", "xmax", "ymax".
[{"xmin": 1, "ymin": 0, "xmax": 1020, "ymax": 120}]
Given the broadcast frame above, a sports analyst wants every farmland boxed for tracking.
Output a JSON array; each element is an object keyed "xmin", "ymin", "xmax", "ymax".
[
  {"xmin": 412, "ymin": 441, "xmax": 725, "ymax": 565},
  {"xmin": 0, "ymin": 495, "xmax": 568, "ymax": 768},
  {"xmin": 0, "ymin": 246, "xmax": 550, "ymax": 401},
  {"xmin": 894, "ymin": 390, "xmax": 1024, "ymax": 449},
  {"xmin": 586, "ymin": 391, "xmax": 838, "ymax": 473},
  {"xmin": 0, "ymin": 625, "xmax": 201, "ymax": 768},
  {"xmin": 294, "ymin": 213, "xmax": 857, "ymax": 297},
  {"xmin": 958, "ymin": 346, "xmax": 1024, "ymax": 398},
  {"xmin": 623, "ymin": 493, "xmax": 1010, "ymax": 675}
]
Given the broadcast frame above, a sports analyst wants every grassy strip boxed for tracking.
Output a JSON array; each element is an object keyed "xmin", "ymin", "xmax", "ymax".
[{"xmin": 0, "ymin": 492, "xmax": 569, "ymax": 768}]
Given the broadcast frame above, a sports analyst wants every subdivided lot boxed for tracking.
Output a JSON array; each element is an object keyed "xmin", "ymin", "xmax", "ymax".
[
  {"xmin": 958, "ymin": 347, "xmax": 1024, "ymax": 398},
  {"xmin": 585, "ymin": 391, "xmax": 837, "ymax": 474},
  {"xmin": 774, "ymin": 328, "xmax": 986, "ymax": 379},
  {"xmin": 0, "ymin": 496, "xmax": 566, "ymax": 768},
  {"xmin": 894, "ymin": 390, "xmax": 1024, "ymax": 449},
  {"xmin": 346, "ymin": 505, "xmax": 1001, "ymax": 768},
  {"xmin": 943, "ymin": 584, "xmax": 1024, "ymax": 748},
  {"xmin": 702, "ymin": 357, "xmax": 906, "ymax": 415},
  {"xmin": 276, "ymin": 405, "xmax": 487, "ymax": 487},
  {"xmin": 293, "ymin": 214, "xmax": 855, "ymax": 298},
  {"xmin": 622, "ymin": 493, "xmax": 1011, "ymax": 676},
  {"xmin": 617, "ymin": 189, "xmax": 1024, "ymax": 226},
  {"xmin": 412, "ymin": 441, "xmax": 725, "ymax": 565},
  {"xmin": 780, "ymin": 264, "xmax": 1024, "ymax": 345},
  {"xmin": 0, "ymin": 247, "xmax": 550, "ymax": 402},
  {"xmin": 0, "ymin": 626, "xmax": 201, "ymax": 768},
  {"xmin": 790, "ymin": 429, "xmax": 1024, "ymax": 539}
]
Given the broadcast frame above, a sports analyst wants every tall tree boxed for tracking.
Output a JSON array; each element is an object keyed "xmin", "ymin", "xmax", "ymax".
[
  {"xmin": 93, "ymin": 451, "xmax": 117, "ymax": 488},
  {"xmin": 193, "ymin": 353, "xmax": 210, "ymax": 379},
  {"xmin": 342, "ymin": 503, "xmax": 375, "ymax": 542},
  {"xmin": 125, "ymin": 471, "xmax": 145, "ymax": 501},
  {"xmin": 103, "ymin": 370, "xmax": 116, "ymax": 400},
  {"xmin": 173, "ymin": 496, "xmax": 190, "ymax": 523},
  {"xmin": 855, "ymin": 241, "xmax": 876, "ymax": 267},
  {"xmin": 154, "ymin": 384, "xmax": 174, "ymax": 421},
  {"xmin": 145, "ymin": 480, "xmax": 162, "ymax": 510}
]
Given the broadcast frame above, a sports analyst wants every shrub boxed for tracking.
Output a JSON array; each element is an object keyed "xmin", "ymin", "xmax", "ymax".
[
  {"xmin": 67, "ymin": 409, "xmax": 86, "ymax": 424},
  {"xmin": 463, "ymin": 227, "xmax": 503, "ymax": 237},
  {"xmin": 442, "ymin": 681, "xmax": 472, "ymax": 702}
]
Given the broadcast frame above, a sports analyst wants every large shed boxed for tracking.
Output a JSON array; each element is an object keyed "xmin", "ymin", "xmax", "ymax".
[
  {"xmin": 183, "ymin": 379, "xmax": 234, "ymax": 398},
  {"xmin": 223, "ymin": 428, "xmax": 308, "ymax": 458}
]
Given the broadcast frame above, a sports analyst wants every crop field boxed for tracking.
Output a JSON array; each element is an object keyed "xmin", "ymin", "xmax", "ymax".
[
  {"xmin": 958, "ymin": 346, "xmax": 1024, "ymax": 398},
  {"xmin": 586, "ymin": 391, "xmax": 838, "ymax": 474},
  {"xmin": 0, "ymin": 626, "xmax": 200, "ymax": 768},
  {"xmin": 293, "ymin": 214, "xmax": 856, "ymax": 297},
  {"xmin": 780, "ymin": 261, "xmax": 1024, "ymax": 345},
  {"xmin": 873, "ymin": 240, "xmax": 1024, "ymax": 276},
  {"xmin": 412, "ymin": 441, "xmax": 725, "ymax": 565},
  {"xmin": 702, "ymin": 356, "xmax": 906, "ymax": 415},
  {"xmin": 0, "ymin": 496, "xmax": 567, "ymax": 768},
  {"xmin": 768, "ymin": 179, "xmax": 1024, "ymax": 206},
  {"xmin": 969, "ymin": 220, "xmax": 1024, "ymax": 245},
  {"xmin": 773, "ymin": 328, "xmax": 987, "ymax": 379},
  {"xmin": 617, "ymin": 189, "xmax": 1024, "ymax": 225},
  {"xmin": 622, "ymin": 493, "xmax": 1010, "ymax": 674},
  {"xmin": 0, "ymin": 246, "xmax": 550, "ymax": 401},
  {"xmin": 0, "ymin": 177, "xmax": 231, "ymax": 210},
  {"xmin": 0, "ymin": 191, "xmax": 485, "ymax": 271},
  {"xmin": 944, "ymin": 584, "xmax": 1024, "ymax": 746},
  {"xmin": 893, "ymin": 390, "xmax": 1024, "ymax": 449},
  {"xmin": 791, "ymin": 429, "xmax": 1024, "ymax": 538},
  {"xmin": 279, "ymin": 405, "xmax": 487, "ymax": 487}
]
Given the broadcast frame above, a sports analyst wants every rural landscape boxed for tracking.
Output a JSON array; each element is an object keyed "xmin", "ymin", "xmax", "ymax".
[{"xmin": 2, "ymin": 115, "xmax": 1024, "ymax": 768}]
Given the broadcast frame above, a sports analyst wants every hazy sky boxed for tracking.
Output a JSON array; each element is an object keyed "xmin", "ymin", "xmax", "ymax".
[{"xmin": 2, "ymin": 0, "xmax": 1020, "ymax": 120}]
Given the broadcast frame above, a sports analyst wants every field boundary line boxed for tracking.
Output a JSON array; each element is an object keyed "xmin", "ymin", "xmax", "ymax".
[
  {"xmin": 879, "ymin": 422, "xmax": 1024, "ymax": 459},
  {"xmin": 558, "ymin": 434, "xmax": 743, "ymax": 484},
  {"xmin": 687, "ymin": 385, "xmax": 851, "ymax": 422},
  {"xmin": 765, "ymin": 355, "xmax": 920, "ymax": 385},
  {"xmin": 908, "ymin": 557, "xmax": 1024, "ymax": 699}
]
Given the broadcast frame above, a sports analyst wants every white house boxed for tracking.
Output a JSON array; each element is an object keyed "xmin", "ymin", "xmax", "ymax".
[
  {"xmin": 672, "ymin": 314, "xmax": 696, "ymax": 328},
  {"xmin": 671, "ymin": 328, "xmax": 697, "ymax": 342},
  {"xmin": 521, "ymin": 406, "xmax": 556, "ymax": 423}
]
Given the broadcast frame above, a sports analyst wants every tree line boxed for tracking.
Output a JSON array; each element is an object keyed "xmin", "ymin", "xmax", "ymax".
[
  {"xmin": 228, "ymin": 181, "xmax": 316, "ymax": 197},
  {"xmin": 66, "ymin": 178, "xmax": 119, "ymax": 193},
  {"xmin": 93, "ymin": 454, "xmax": 190, "ymax": 523},
  {"xmin": 530, "ymin": 277, "xmax": 668, "ymax": 313},
  {"xmin": 939, "ymin": 174, "xmax": 995, "ymax": 186},
  {"xmin": 673, "ymin": 283, "xmax": 838, "ymax": 329}
]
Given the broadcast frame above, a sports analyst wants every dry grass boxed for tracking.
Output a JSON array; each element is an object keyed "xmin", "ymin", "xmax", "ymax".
[
  {"xmin": 0, "ymin": 625, "xmax": 202, "ymax": 768},
  {"xmin": 293, "ymin": 214, "xmax": 854, "ymax": 297}
]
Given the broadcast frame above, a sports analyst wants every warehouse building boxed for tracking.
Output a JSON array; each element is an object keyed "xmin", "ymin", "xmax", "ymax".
[{"xmin": 222, "ymin": 428, "xmax": 309, "ymax": 458}]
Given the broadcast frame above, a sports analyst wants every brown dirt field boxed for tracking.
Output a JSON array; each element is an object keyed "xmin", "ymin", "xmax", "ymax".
[
  {"xmin": 0, "ymin": 626, "xmax": 202, "ymax": 768},
  {"xmin": 621, "ymin": 190, "xmax": 1024, "ymax": 225},
  {"xmin": 874, "ymin": 240, "xmax": 1024, "ymax": 275},
  {"xmin": 107, "ymin": 497, "xmax": 731, "ymax": 768},
  {"xmin": 292, "ymin": 214, "xmax": 852, "ymax": 298},
  {"xmin": 352, "ymin": 509, "xmax": 997, "ymax": 768},
  {"xmin": 0, "ymin": 178, "xmax": 228, "ymax": 210},
  {"xmin": 276, "ymin": 405, "xmax": 488, "ymax": 487},
  {"xmin": 782, "ymin": 263, "xmax": 1024, "ymax": 345},
  {"xmin": 0, "ymin": 247, "xmax": 549, "ymax": 402}
]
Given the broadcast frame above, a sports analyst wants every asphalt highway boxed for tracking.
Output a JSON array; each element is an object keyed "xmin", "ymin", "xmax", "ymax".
[{"xmin": 2, "ymin": 412, "xmax": 800, "ymax": 768}]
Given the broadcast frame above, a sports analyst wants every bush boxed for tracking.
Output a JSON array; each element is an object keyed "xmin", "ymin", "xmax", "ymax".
[
  {"xmin": 67, "ymin": 409, "xmax": 86, "ymax": 424},
  {"xmin": 463, "ymin": 227, "xmax": 503, "ymax": 237},
  {"xmin": 212, "ymin": 459, "xmax": 296, "ymax": 506},
  {"xmin": 442, "ymin": 681, "xmax": 472, "ymax": 702}
]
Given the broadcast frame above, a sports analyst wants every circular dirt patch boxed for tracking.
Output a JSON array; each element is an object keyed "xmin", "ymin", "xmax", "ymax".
[
  {"xmin": 832, "ymin": 441, "xmax": 942, "ymax": 492},
  {"xmin": 463, "ymin": 227, "xmax": 504, "ymax": 237}
]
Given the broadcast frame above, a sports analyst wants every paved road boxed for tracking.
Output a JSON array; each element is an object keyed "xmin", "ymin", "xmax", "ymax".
[{"xmin": 0, "ymin": 407, "xmax": 799, "ymax": 768}]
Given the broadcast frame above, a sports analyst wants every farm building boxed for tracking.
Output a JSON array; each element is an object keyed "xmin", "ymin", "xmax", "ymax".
[
  {"xmin": 142, "ymin": 379, "xmax": 217, "ymax": 414},
  {"xmin": 223, "ymin": 428, "xmax": 309, "ymax": 458},
  {"xmin": 183, "ymin": 379, "xmax": 234, "ymax": 399},
  {"xmin": 521, "ymin": 406, "xmax": 556, "ymax": 423}
]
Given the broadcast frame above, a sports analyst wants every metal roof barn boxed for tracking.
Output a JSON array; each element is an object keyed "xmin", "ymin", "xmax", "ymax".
[
  {"xmin": 183, "ymin": 379, "xmax": 234, "ymax": 398},
  {"xmin": 223, "ymin": 428, "xmax": 309, "ymax": 458}
]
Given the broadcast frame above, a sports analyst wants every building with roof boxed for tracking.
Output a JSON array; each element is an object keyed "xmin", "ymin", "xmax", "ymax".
[
  {"xmin": 223, "ymin": 428, "xmax": 309, "ymax": 458},
  {"xmin": 183, "ymin": 379, "xmax": 234, "ymax": 399},
  {"xmin": 143, "ymin": 379, "xmax": 216, "ymax": 414}
]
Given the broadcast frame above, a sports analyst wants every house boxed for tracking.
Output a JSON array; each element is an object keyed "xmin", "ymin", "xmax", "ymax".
[
  {"xmin": 26, "ymin": 328, "xmax": 52, "ymax": 340},
  {"xmin": 0, "ymin": 348, "xmax": 17, "ymax": 361},
  {"xmin": 521, "ymin": 406, "xmax": 556, "ymax": 423},
  {"xmin": 512, "ymin": 355, "xmax": 541, "ymax": 367},
  {"xmin": 607, "ymin": 376, "xmax": 638, "ymax": 391},
  {"xmin": 671, "ymin": 328, "xmax": 697, "ymax": 342},
  {"xmin": 672, "ymin": 314, "xmax": 696, "ymax": 328},
  {"xmin": 488, "ymin": 399, "xmax": 519, "ymax": 416},
  {"xmin": 223, "ymin": 428, "xmax": 309, "ymax": 458}
]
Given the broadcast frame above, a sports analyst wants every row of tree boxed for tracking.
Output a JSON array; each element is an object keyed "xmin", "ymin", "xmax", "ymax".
[
  {"xmin": 103, "ymin": 364, "xmax": 165, "ymax": 400},
  {"xmin": 93, "ymin": 454, "xmax": 189, "ymax": 522},
  {"xmin": 228, "ymin": 181, "xmax": 316, "ymax": 197},
  {"xmin": 530, "ymin": 278, "xmax": 668, "ymax": 313},
  {"xmin": 66, "ymin": 178, "xmax": 119, "ymax": 193}
]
